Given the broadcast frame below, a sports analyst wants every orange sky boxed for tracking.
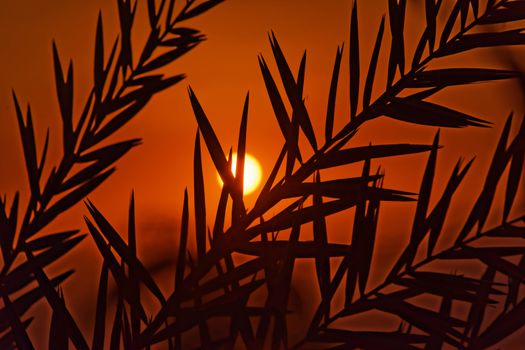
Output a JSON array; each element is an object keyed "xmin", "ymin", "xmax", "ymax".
[{"xmin": 1, "ymin": 0, "xmax": 525, "ymax": 347}]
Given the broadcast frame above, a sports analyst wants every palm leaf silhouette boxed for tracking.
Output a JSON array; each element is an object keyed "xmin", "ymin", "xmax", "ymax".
[
  {"xmin": 0, "ymin": 0, "xmax": 223, "ymax": 348},
  {"xmin": 2, "ymin": 0, "xmax": 525, "ymax": 349}
]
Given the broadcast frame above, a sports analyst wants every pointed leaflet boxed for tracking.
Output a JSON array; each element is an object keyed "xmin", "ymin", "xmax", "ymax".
[
  {"xmin": 286, "ymin": 103, "xmax": 301, "ymax": 176},
  {"xmin": 49, "ymin": 291, "xmax": 69, "ymax": 350},
  {"xmin": 470, "ymin": 0, "xmax": 479, "ymax": 18},
  {"xmin": 388, "ymin": 131, "xmax": 439, "ymax": 280},
  {"xmin": 440, "ymin": 246, "xmax": 525, "ymax": 259},
  {"xmin": 456, "ymin": 114, "xmax": 513, "ymax": 243},
  {"xmin": 27, "ymin": 169, "xmax": 115, "ymax": 239},
  {"xmin": 251, "ymin": 189, "xmax": 410, "ymax": 239},
  {"xmin": 88, "ymin": 95, "xmax": 152, "ymax": 147},
  {"xmin": 24, "ymin": 250, "xmax": 89, "ymax": 349},
  {"xmin": 0, "ymin": 271, "xmax": 72, "ymax": 335},
  {"xmin": 297, "ymin": 51, "xmax": 306, "ymax": 96},
  {"xmin": 289, "ymin": 55, "xmax": 306, "ymax": 173},
  {"xmin": 412, "ymin": 28, "xmax": 428, "ymax": 69},
  {"xmin": 395, "ymin": 275, "xmax": 493, "ymax": 304},
  {"xmin": 404, "ymin": 271, "xmax": 503, "ymax": 302},
  {"xmin": 121, "ymin": 306, "xmax": 133, "ymax": 350},
  {"xmin": 504, "ymin": 154, "xmax": 524, "ymax": 223},
  {"xmin": 189, "ymin": 87, "xmax": 235, "ymax": 191},
  {"xmin": 325, "ymin": 45, "xmax": 343, "ymax": 142},
  {"xmin": 85, "ymin": 200, "xmax": 164, "ymax": 302},
  {"xmin": 406, "ymin": 86, "xmax": 443, "ymax": 101},
  {"xmin": 164, "ymin": 28, "xmax": 205, "ymax": 47},
  {"xmin": 166, "ymin": 0, "xmax": 176, "ymax": 27},
  {"xmin": 281, "ymin": 175, "xmax": 382, "ymax": 198},
  {"xmin": 25, "ymin": 230, "xmax": 79, "ymax": 252},
  {"xmin": 236, "ymin": 241, "xmax": 352, "ymax": 259},
  {"xmin": 363, "ymin": 17, "xmax": 384, "ymax": 108},
  {"xmin": 94, "ymin": 12, "xmax": 105, "ymax": 98},
  {"xmin": 460, "ymin": 0, "xmax": 469, "ymax": 30},
  {"xmin": 103, "ymin": 74, "xmax": 184, "ymax": 117},
  {"xmin": 245, "ymin": 197, "xmax": 359, "ymax": 239},
  {"xmin": 311, "ymin": 329, "xmax": 428, "ymax": 349},
  {"xmin": 440, "ymin": 0, "xmax": 461, "ymax": 47},
  {"xmin": 485, "ymin": 224, "xmax": 525, "ymax": 238},
  {"xmin": 505, "ymin": 254, "xmax": 525, "ymax": 310},
  {"xmin": 271, "ymin": 223, "xmax": 300, "ymax": 349},
  {"xmin": 480, "ymin": 1, "xmax": 525, "ymax": 24},
  {"xmin": 374, "ymin": 297, "xmax": 466, "ymax": 347},
  {"xmin": 140, "ymin": 41, "xmax": 202, "ymax": 73},
  {"xmin": 425, "ymin": 297, "xmax": 452, "ymax": 350},
  {"xmin": 37, "ymin": 129, "xmax": 49, "ymax": 186},
  {"xmin": 312, "ymin": 172, "xmax": 330, "ymax": 320},
  {"xmin": 213, "ymin": 155, "xmax": 231, "ymax": 241},
  {"xmin": 258, "ymin": 55, "xmax": 291, "ymax": 141},
  {"xmin": 477, "ymin": 250, "xmax": 525, "ymax": 281},
  {"xmin": 359, "ymin": 172, "xmax": 381, "ymax": 294},
  {"xmin": 253, "ymin": 144, "xmax": 286, "ymax": 212},
  {"xmin": 171, "ymin": 190, "xmax": 190, "ymax": 350},
  {"xmin": 110, "ymin": 292, "xmax": 123, "ymax": 350},
  {"xmin": 286, "ymin": 52, "xmax": 305, "ymax": 174},
  {"xmin": 438, "ymin": 29, "xmax": 525, "ymax": 57},
  {"xmin": 92, "ymin": 263, "xmax": 108, "ymax": 350},
  {"xmin": 13, "ymin": 93, "xmax": 40, "ymax": 200},
  {"xmin": 178, "ymin": 0, "xmax": 225, "ymax": 21},
  {"xmin": 147, "ymin": 0, "xmax": 157, "ymax": 29},
  {"xmin": 380, "ymin": 97, "xmax": 490, "ymax": 128},
  {"xmin": 61, "ymin": 139, "xmax": 142, "ymax": 192},
  {"xmin": 7, "ymin": 233, "xmax": 79, "ymax": 287},
  {"xmin": 128, "ymin": 192, "xmax": 141, "ymax": 342},
  {"xmin": 0, "ymin": 194, "xmax": 18, "ymax": 262},
  {"xmin": 52, "ymin": 42, "xmax": 74, "ymax": 153},
  {"xmin": 116, "ymin": 0, "xmax": 135, "ymax": 73},
  {"xmin": 387, "ymin": 0, "xmax": 406, "ymax": 86},
  {"xmin": 5, "ymin": 235, "xmax": 85, "ymax": 293},
  {"xmin": 0, "ymin": 318, "xmax": 33, "ymax": 350},
  {"xmin": 1, "ymin": 294, "xmax": 34, "ymax": 350},
  {"xmin": 350, "ymin": 0, "xmax": 360, "ymax": 120},
  {"xmin": 151, "ymin": 280, "xmax": 264, "ymax": 344},
  {"xmin": 269, "ymin": 32, "xmax": 317, "ymax": 151},
  {"xmin": 504, "ymin": 117, "xmax": 525, "ymax": 223},
  {"xmin": 308, "ymin": 256, "xmax": 352, "ymax": 335},
  {"xmin": 84, "ymin": 218, "xmax": 148, "ymax": 322},
  {"xmin": 464, "ymin": 267, "xmax": 499, "ymax": 344},
  {"xmin": 175, "ymin": 189, "xmax": 189, "ymax": 291},
  {"xmin": 195, "ymin": 258, "xmax": 264, "ymax": 298},
  {"xmin": 78, "ymin": 138, "xmax": 141, "ymax": 163},
  {"xmin": 346, "ymin": 158, "xmax": 370, "ymax": 306},
  {"xmin": 409, "ymin": 68, "xmax": 517, "ymax": 88},
  {"xmin": 194, "ymin": 131, "xmax": 206, "ymax": 260},
  {"xmin": 233, "ymin": 93, "xmax": 249, "ymax": 222},
  {"xmin": 318, "ymin": 143, "xmax": 434, "ymax": 169},
  {"xmin": 425, "ymin": 0, "xmax": 437, "ymax": 53},
  {"xmin": 0, "ymin": 198, "xmax": 10, "ymax": 262},
  {"xmin": 474, "ymin": 297, "xmax": 525, "ymax": 349},
  {"xmin": 427, "ymin": 158, "xmax": 473, "ymax": 256}
]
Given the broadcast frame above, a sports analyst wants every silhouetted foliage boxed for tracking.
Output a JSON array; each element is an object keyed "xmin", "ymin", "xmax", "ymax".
[
  {"xmin": 1, "ymin": 0, "xmax": 525, "ymax": 349},
  {"xmin": 0, "ymin": 0, "xmax": 222, "ymax": 348}
]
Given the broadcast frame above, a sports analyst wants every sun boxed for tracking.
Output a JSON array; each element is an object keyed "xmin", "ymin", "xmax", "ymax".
[{"xmin": 218, "ymin": 153, "xmax": 262, "ymax": 195}]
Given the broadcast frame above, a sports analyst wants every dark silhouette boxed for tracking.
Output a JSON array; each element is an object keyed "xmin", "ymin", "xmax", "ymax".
[{"xmin": 1, "ymin": 0, "xmax": 525, "ymax": 349}]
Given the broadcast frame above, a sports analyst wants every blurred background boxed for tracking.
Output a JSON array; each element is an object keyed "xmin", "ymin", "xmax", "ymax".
[{"xmin": 1, "ymin": 0, "xmax": 524, "ymax": 348}]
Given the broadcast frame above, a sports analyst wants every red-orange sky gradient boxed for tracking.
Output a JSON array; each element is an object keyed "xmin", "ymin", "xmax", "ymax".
[{"xmin": 1, "ymin": 0, "xmax": 525, "ymax": 348}]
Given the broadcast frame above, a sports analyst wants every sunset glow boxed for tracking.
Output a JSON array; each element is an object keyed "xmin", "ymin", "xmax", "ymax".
[{"xmin": 218, "ymin": 153, "xmax": 262, "ymax": 195}]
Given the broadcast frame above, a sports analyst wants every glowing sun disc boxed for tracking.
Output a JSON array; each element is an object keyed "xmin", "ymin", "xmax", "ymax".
[{"xmin": 217, "ymin": 153, "xmax": 262, "ymax": 195}]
